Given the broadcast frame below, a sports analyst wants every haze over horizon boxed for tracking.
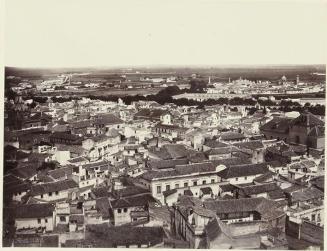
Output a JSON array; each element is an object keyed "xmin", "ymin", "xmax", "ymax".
[{"xmin": 5, "ymin": 0, "xmax": 327, "ymax": 68}]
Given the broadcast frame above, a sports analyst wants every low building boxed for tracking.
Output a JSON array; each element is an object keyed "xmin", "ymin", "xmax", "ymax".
[
  {"xmin": 217, "ymin": 162, "xmax": 270, "ymax": 185},
  {"xmin": 15, "ymin": 203, "xmax": 55, "ymax": 232},
  {"xmin": 204, "ymin": 197, "xmax": 286, "ymax": 231},
  {"xmin": 139, "ymin": 162, "xmax": 223, "ymax": 204},
  {"xmin": 29, "ymin": 179, "xmax": 78, "ymax": 202},
  {"xmin": 260, "ymin": 112, "xmax": 325, "ymax": 149},
  {"xmin": 110, "ymin": 193, "xmax": 156, "ymax": 226},
  {"xmin": 232, "ymin": 182, "xmax": 286, "ymax": 201}
]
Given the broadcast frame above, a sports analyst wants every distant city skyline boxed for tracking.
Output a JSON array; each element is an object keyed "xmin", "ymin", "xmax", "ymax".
[{"xmin": 5, "ymin": 0, "xmax": 327, "ymax": 68}]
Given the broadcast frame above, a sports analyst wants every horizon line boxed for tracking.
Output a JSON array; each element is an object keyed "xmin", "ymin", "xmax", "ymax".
[{"xmin": 5, "ymin": 63, "xmax": 326, "ymax": 70}]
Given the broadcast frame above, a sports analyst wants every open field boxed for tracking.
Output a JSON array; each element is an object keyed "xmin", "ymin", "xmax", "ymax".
[{"xmin": 35, "ymin": 87, "xmax": 163, "ymax": 97}]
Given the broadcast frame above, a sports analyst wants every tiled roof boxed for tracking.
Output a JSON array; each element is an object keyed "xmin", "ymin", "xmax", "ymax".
[
  {"xmin": 267, "ymin": 189, "xmax": 286, "ymax": 200},
  {"xmin": 55, "ymin": 144, "xmax": 86, "ymax": 155},
  {"xmin": 217, "ymin": 163, "xmax": 269, "ymax": 179},
  {"xmin": 155, "ymin": 123, "xmax": 188, "ymax": 131},
  {"xmin": 236, "ymin": 182, "xmax": 281, "ymax": 196},
  {"xmin": 188, "ymin": 152, "xmax": 208, "ymax": 163},
  {"xmin": 289, "ymin": 187, "xmax": 324, "ymax": 203},
  {"xmin": 147, "ymin": 158, "xmax": 188, "ymax": 170},
  {"xmin": 70, "ymin": 120, "xmax": 92, "ymax": 129},
  {"xmin": 15, "ymin": 203, "xmax": 55, "ymax": 218},
  {"xmin": 134, "ymin": 109, "xmax": 168, "ymax": 120},
  {"xmin": 30, "ymin": 179, "xmax": 78, "ymax": 196},
  {"xmin": 91, "ymin": 134, "xmax": 111, "ymax": 143},
  {"xmin": 96, "ymin": 197, "xmax": 111, "ymax": 219},
  {"xmin": 203, "ymin": 139, "xmax": 229, "ymax": 148},
  {"xmin": 260, "ymin": 117, "xmax": 292, "ymax": 133},
  {"xmin": 93, "ymin": 113, "xmax": 123, "ymax": 125},
  {"xmin": 85, "ymin": 225, "xmax": 165, "ymax": 247},
  {"xmin": 110, "ymin": 194, "xmax": 156, "ymax": 209},
  {"xmin": 164, "ymin": 144, "xmax": 191, "ymax": 159},
  {"xmin": 163, "ymin": 188, "xmax": 177, "ymax": 197},
  {"xmin": 219, "ymin": 184, "xmax": 235, "ymax": 192},
  {"xmin": 48, "ymin": 166, "xmax": 73, "ymax": 180},
  {"xmin": 82, "ymin": 160, "xmax": 111, "ymax": 171},
  {"xmin": 4, "ymin": 181, "xmax": 32, "ymax": 195},
  {"xmin": 193, "ymin": 206, "xmax": 216, "ymax": 218},
  {"xmin": 68, "ymin": 156, "xmax": 88, "ymax": 163},
  {"xmin": 291, "ymin": 112, "xmax": 324, "ymax": 127},
  {"xmin": 204, "ymin": 197, "xmax": 284, "ymax": 220},
  {"xmin": 148, "ymin": 144, "xmax": 192, "ymax": 160},
  {"xmin": 141, "ymin": 162, "xmax": 216, "ymax": 180},
  {"xmin": 220, "ymin": 132, "xmax": 246, "ymax": 141},
  {"xmin": 9, "ymin": 165, "xmax": 38, "ymax": 180},
  {"xmin": 91, "ymin": 186, "xmax": 112, "ymax": 198},
  {"xmin": 252, "ymin": 171, "xmax": 275, "ymax": 183},
  {"xmin": 232, "ymin": 140, "xmax": 264, "ymax": 150},
  {"xmin": 175, "ymin": 162, "xmax": 215, "ymax": 175},
  {"xmin": 69, "ymin": 215, "xmax": 84, "ymax": 224},
  {"xmin": 203, "ymin": 217, "xmax": 233, "ymax": 249},
  {"xmin": 310, "ymin": 176, "xmax": 324, "ymax": 191},
  {"xmin": 177, "ymin": 195, "xmax": 203, "ymax": 207},
  {"xmin": 112, "ymin": 186, "xmax": 149, "ymax": 198},
  {"xmin": 50, "ymin": 132, "xmax": 83, "ymax": 141},
  {"xmin": 210, "ymin": 157, "xmax": 251, "ymax": 168},
  {"xmin": 205, "ymin": 147, "xmax": 237, "ymax": 156}
]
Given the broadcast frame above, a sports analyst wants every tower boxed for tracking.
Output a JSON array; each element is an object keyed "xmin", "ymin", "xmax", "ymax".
[{"xmin": 296, "ymin": 75, "xmax": 299, "ymax": 85}]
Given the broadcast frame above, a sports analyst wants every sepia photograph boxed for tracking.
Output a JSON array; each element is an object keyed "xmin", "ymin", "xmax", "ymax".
[{"xmin": 2, "ymin": 0, "xmax": 326, "ymax": 249}]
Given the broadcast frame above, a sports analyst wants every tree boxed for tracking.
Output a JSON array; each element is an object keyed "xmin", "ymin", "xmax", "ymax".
[
  {"xmin": 263, "ymin": 106, "xmax": 267, "ymax": 114},
  {"xmin": 189, "ymin": 79, "xmax": 207, "ymax": 93}
]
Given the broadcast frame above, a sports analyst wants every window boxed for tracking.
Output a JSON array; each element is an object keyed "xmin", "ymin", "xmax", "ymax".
[
  {"xmin": 157, "ymin": 186, "xmax": 161, "ymax": 194},
  {"xmin": 193, "ymin": 181, "xmax": 197, "ymax": 186},
  {"xmin": 244, "ymin": 176, "xmax": 247, "ymax": 180},
  {"xmin": 41, "ymin": 194, "xmax": 43, "ymax": 199},
  {"xmin": 60, "ymin": 216, "xmax": 66, "ymax": 222},
  {"xmin": 166, "ymin": 185, "xmax": 170, "ymax": 191},
  {"xmin": 55, "ymin": 191, "xmax": 59, "ymax": 195},
  {"xmin": 37, "ymin": 219, "xmax": 41, "ymax": 224},
  {"xmin": 191, "ymin": 217, "xmax": 195, "ymax": 226},
  {"xmin": 49, "ymin": 192, "xmax": 52, "ymax": 196},
  {"xmin": 202, "ymin": 180, "xmax": 206, "ymax": 185},
  {"xmin": 175, "ymin": 184, "xmax": 179, "ymax": 189},
  {"xmin": 211, "ymin": 179, "xmax": 215, "ymax": 183},
  {"xmin": 184, "ymin": 182, "xmax": 188, "ymax": 187},
  {"xmin": 123, "ymin": 208, "xmax": 128, "ymax": 213},
  {"xmin": 45, "ymin": 218, "xmax": 48, "ymax": 223},
  {"xmin": 117, "ymin": 209, "xmax": 122, "ymax": 213},
  {"xmin": 235, "ymin": 178, "xmax": 238, "ymax": 181},
  {"xmin": 311, "ymin": 214, "xmax": 316, "ymax": 222}
]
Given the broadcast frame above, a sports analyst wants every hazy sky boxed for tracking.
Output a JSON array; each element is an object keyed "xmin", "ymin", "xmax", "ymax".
[{"xmin": 4, "ymin": 0, "xmax": 327, "ymax": 68}]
